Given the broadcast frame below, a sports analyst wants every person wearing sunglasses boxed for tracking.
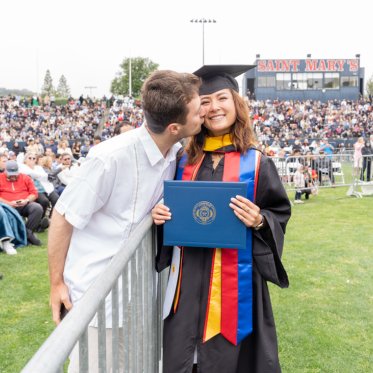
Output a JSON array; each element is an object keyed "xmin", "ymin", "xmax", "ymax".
[{"xmin": 19, "ymin": 152, "xmax": 59, "ymax": 223}]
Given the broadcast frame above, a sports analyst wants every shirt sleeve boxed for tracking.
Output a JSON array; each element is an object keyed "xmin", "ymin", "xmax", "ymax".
[
  {"xmin": 26, "ymin": 175, "xmax": 39, "ymax": 198},
  {"xmin": 55, "ymin": 156, "xmax": 116, "ymax": 230}
]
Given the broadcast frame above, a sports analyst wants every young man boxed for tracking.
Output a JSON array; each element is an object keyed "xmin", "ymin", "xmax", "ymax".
[{"xmin": 48, "ymin": 70, "xmax": 205, "ymax": 372}]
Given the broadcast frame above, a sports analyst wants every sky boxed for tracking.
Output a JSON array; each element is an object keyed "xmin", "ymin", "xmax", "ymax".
[{"xmin": 1, "ymin": 0, "xmax": 372, "ymax": 97}]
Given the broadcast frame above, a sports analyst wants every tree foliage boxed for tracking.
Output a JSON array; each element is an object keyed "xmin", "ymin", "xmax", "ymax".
[
  {"xmin": 41, "ymin": 69, "xmax": 55, "ymax": 97},
  {"xmin": 110, "ymin": 57, "xmax": 158, "ymax": 98},
  {"xmin": 56, "ymin": 75, "xmax": 70, "ymax": 98},
  {"xmin": 366, "ymin": 74, "xmax": 373, "ymax": 96}
]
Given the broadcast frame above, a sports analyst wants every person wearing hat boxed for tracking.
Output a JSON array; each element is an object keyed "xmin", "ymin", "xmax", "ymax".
[
  {"xmin": 26, "ymin": 137, "xmax": 39, "ymax": 155},
  {"xmin": 153, "ymin": 65, "xmax": 291, "ymax": 373},
  {"xmin": 0, "ymin": 160, "xmax": 44, "ymax": 246}
]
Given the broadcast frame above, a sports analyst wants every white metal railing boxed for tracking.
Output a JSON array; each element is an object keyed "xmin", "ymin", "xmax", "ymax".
[
  {"xmin": 22, "ymin": 214, "xmax": 166, "ymax": 373},
  {"xmin": 271, "ymin": 153, "xmax": 373, "ymax": 197},
  {"xmin": 271, "ymin": 153, "xmax": 357, "ymax": 189}
]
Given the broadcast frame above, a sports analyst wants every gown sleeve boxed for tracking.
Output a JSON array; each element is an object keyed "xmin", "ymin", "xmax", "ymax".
[
  {"xmin": 154, "ymin": 147, "xmax": 185, "ymax": 272},
  {"xmin": 253, "ymin": 154, "xmax": 291, "ymax": 288},
  {"xmin": 155, "ymin": 225, "xmax": 174, "ymax": 272}
]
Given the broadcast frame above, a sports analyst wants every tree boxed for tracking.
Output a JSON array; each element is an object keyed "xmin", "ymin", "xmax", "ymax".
[
  {"xmin": 110, "ymin": 57, "xmax": 158, "ymax": 98},
  {"xmin": 366, "ymin": 74, "xmax": 373, "ymax": 97},
  {"xmin": 56, "ymin": 75, "xmax": 70, "ymax": 98},
  {"xmin": 41, "ymin": 69, "xmax": 55, "ymax": 97}
]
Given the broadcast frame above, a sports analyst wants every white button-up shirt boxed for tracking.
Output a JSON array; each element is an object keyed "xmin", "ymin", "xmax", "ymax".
[{"xmin": 55, "ymin": 125, "xmax": 181, "ymax": 326}]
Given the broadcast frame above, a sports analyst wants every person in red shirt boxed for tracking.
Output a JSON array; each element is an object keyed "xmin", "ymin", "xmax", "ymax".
[{"xmin": 0, "ymin": 161, "xmax": 44, "ymax": 245}]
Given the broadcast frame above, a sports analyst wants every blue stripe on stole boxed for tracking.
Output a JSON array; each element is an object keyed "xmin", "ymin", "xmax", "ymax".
[
  {"xmin": 237, "ymin": 149, "xmax": 256, "ymax": 343},
  {"xmin": 176, "ymin": 154, "xmax": 188, "ymax": 180}
]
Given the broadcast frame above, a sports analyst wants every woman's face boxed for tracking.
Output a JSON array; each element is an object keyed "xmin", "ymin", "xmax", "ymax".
[
  {"xmin": 201, "ymin": 89, "xmax": 237, "ymax": 136},
  {"xmin": 25, "ymin": 153, "xmax": 37, "ymax": 167}
]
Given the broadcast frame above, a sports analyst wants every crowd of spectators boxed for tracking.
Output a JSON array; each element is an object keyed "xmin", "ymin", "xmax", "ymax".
[
  {"xmin": 0, "ymin": 94, "xmax": 143, "ymax": 150},
  {"xmin": 0, "ymin": 94, "xmax": 143, "ymax": 255},
  {"xmin": 248, "ymin": 97, "xmax": 373, "ymax": 156},
  {"xmin": 2, "ymin": 95, "xmax": 373, "ymax": 157},
  {"xmin": 1, "ymin": 94, "xmax": 373, "ymax": 236}
]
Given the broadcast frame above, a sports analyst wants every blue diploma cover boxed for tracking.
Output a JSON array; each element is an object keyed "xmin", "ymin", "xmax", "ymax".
[{"xmin": 163, "ymin": 180, "xmax": 248, "ymax": 250}]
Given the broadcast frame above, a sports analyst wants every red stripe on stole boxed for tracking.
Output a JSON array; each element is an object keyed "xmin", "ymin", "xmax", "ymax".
[
  {"xmin": 182, "ymin": 163, "xmax": 195, "ymax": 181},
  {"xmin": 182, "ymin": 154, "xmax": 205, "ymax": 181},
  {"xmin": 220, "ymin": 152, "xmax": 240, "ymax": 344}
]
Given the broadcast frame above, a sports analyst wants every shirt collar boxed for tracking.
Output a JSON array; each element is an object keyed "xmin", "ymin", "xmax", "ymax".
[{"xmin": 138, "ymin": 124, "xmax": 181, "ymax": 166}]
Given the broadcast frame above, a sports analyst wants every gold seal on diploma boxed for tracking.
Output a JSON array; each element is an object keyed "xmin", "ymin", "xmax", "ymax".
[{"xmin": 193, "ymin": 201, "xmax": 216, "ymax": 225}]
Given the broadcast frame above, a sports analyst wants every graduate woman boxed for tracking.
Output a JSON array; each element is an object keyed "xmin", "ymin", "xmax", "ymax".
[{"xmin": 152, "ymin": 65, "xmax": 291, "ymax": 373}]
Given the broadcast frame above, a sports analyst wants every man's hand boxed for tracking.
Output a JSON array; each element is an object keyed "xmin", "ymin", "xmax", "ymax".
[
  {"xmin": 50, "ymin": 282, "xmax": 73, "ymax": 325},
  {"xmin": 15, "ymin": 199, "xmax": 28, "ymax": 207},
  {"xmin": 48, "ymin": 210, "xmax": 74, "ymax": 325}
]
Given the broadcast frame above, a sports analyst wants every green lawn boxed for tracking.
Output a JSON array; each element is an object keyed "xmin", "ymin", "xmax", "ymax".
[
  {"xmin": 0, "ymin": 188, "xmax": 372, "ymax": 372},
  {"xmin": 274, "ymin": 187, "xmax": 373, "ymax": 372},
  {"xmin": 0, "ymin": 232, "xmax": 53, "ymax": 373}
]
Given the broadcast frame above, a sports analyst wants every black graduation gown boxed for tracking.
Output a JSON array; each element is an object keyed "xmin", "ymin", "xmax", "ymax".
[{"xmin": 156, "ymin": 149, "xmax": 291, "ymax": 373}]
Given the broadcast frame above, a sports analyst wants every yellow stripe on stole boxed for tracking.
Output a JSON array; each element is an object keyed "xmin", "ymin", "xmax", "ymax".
[
  {"xmin": 204, "ymin": 248, "xmax": 222, "ymax": 342},
  {"xmin": 173, "ymin": 273, "xmax": 181, "ymax": 313},
  {"xmin": 173, "ymin": 248, "xmax": 184, "ymax": 313}
]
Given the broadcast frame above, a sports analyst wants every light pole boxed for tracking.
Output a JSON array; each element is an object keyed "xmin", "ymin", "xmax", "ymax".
[
  {"xmin": 84, "ymin": 86, "xmax": 97, "ymax": 97},
  {"xmin": 190, "ymin": 18, "xmax": 217, "ymax": 65}
]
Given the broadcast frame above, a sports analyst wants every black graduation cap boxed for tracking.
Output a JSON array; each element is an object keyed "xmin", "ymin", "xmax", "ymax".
[{"xmin": 193, "ymin": 64, "xmax": 255, "ymax": 95}]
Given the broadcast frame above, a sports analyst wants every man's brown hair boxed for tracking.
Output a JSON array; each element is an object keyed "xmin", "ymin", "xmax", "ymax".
[{"xmin": 141, "ymin": 70, "xmax": 201, "ymax": 134}]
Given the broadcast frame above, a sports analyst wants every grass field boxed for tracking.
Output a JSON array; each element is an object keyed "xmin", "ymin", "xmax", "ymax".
[
  {"xmin": 274, "ymin": 187, "xmax": 373, "ymax": 372},
  {"xmin": 0, "ymin": 187, "xmax": 372, "ymax": 372}
]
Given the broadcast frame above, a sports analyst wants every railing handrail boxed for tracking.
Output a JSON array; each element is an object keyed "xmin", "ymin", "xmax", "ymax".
[{"xmin": 22, "ymin": 214, "xmax": 154, "ymax": 373}]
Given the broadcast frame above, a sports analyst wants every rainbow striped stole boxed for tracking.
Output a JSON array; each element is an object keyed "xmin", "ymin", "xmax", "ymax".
[{"xmin": 174, "ymin": 149, "xmax": 261, "ymax": 345}]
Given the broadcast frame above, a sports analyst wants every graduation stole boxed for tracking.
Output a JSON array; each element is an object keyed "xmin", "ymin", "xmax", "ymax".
[{"xmin": 173, "ymin": 136, "xmax": 261, "ymax": 345}]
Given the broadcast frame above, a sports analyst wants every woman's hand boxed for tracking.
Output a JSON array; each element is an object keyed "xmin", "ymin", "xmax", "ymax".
[
  {"xmin": 229, "ymin": 195, "xmax": 262, "ymax": 228},
  {"xmin": 152, "ymin": 203, "xmax": 172, "ymax": 225}
]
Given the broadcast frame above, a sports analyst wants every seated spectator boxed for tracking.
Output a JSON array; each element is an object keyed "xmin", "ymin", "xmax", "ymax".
[
  {"xmin": 51, "ymin": 153, "xmax": 61, "ymax": 171},
  {"xmin": 26, "ymin": 137, "xmax": 40, "ymax": 154},
  {"xmin": 72, "ymin": 140, "xmax": 82, "ymax": 160},
  {"xmin": 57, "ymin": 140, "xmax": 73, "ymax": 156},
  {"xmin": 11, "ymin": 141, "xmax": 25, "ymax": 155},
  {"xmin": 319, "ymin": 138, "xmax": 335, "ymax": 158},
  {"xmin": 44, "ymin": 146, "xmax": 55, "ymax": 158},
  {"xmin": 93, "ymin": 135, "xmax": 102, "ymax": 146},
  {"xmin": 0, "ymin": 154, "xmax": 7, "ymax": 173},
  {"xmin": 0, "ymin": 160, "xmax": 44, "ymax": 246},
  {"xmin": 56, "ymin": 153, "xmax": 80, "ymax": 194},
  {"xmin": 19, "ymin": 152, "xmax": 59, "ymax": 219},
  {"xmin": 114, "ymin": 121, "xmax": 134, "ymax": 135},
  {"xmin": 34, "ymin": 137, "xmax": 45, "ymax": 155},
  {"xmin": 0, "ymin": 202, "xmax": 27, "ymax": 255}
]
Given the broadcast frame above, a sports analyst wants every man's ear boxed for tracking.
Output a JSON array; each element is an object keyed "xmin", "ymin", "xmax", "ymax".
[{"xmin": 167, "ymin": 123, "xmax": 181, "ymax": 136}]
